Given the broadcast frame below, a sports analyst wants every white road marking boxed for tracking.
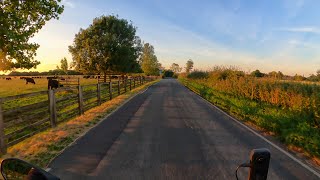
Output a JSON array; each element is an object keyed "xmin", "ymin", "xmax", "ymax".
[{"xmin": 190, "ymin": 87, "xmax": 320, "ymax": 178}]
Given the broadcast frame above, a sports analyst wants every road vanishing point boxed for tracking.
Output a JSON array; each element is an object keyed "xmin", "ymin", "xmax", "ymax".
[{"xmin": 49, "ymin": 79, "xmax": 320, "ymax": 180}]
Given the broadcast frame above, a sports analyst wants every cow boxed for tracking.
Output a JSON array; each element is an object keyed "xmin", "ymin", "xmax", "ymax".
[
  {"xmin": 20, "ymin": 77, "xmax": 26, "ymax": 80},
  {"xmin": 48, "ymin": 79, "xmax": 63, "ymax": 89},
  {"xmin": 25, "ymin": 78, "xmax": 35, "ymax": 84},
  {"xmin": 5, "ymin": 77, "xmax": 11, "ymax": 80}
]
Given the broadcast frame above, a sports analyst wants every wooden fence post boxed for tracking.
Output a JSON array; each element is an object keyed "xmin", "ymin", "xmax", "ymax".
[
  {"xmin": 48, "ymin": 89, "xmax": 57, "ymax": 127},
  {"xmin": 140, "ymin": 77, "xmax": 142, "ymax": 85},
  {"xmin": 124, "ymin": 79, "xmax": 127, "ymax": 92},
  {"xmin": 0, "ymin": 99, "xmax": 7, "ymax": 154},
  {"xmin": 129, "ymin": 79, "xmax": 132, "ymax": 91},
  {"xmin": 109, "ymin": 82, "xmax": 113, "ymax": 100},
  {"xmin": 134, "ymin": 78, "xmax": 136, "ymax": 88},
  {"xmin": 118, "ymin": 80, "xmax": 120, "ymax": 95},
  {"xmin": 97, "ymin": 83, "xmax": 101, "ymax": 105},
  {"xmin": 78, "ymin": 86, "xmax": 84, "ymax": 115}
]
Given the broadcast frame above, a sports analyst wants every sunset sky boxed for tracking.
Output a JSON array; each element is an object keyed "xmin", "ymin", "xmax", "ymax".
[{"xmin": 16, "ymin": 0, "xmax": 320, "ymax": 76}]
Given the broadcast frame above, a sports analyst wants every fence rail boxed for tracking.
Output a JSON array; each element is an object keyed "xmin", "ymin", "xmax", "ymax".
[{"xmin": 0, "ymin": 76, "xmax": 158, "ymax": 154}]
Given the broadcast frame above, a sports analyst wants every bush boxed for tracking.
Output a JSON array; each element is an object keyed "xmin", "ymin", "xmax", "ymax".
[
  {"xmin": 173, "ymin": 74, "xmax": 178, "ymax": 78},
  {"xmin": 187, "ymin": 70, "xmax": 209, "ymax": 79}
]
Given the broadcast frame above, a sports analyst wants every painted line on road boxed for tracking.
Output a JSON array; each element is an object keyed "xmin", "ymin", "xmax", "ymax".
[{"xmin": 191, "ymin": 88, "xmax": 320, "ymax": 178}]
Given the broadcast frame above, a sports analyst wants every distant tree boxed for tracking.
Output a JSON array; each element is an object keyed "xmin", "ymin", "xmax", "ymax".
[
  {"xmin": 268, "ymin": 71, "xmax": 277, "ymax": 78},
  {"xmin": 69, "ymin": 15, "xmax": 142, "ymax": 81},
  {"xmin": 170, "ymin": 63, "xmax": 182, "ymax": 73},
  {"xmin": 0, "ymin": 0, "xmax": 64, "ymax": 71},
  {"xmin": 60, "ymin": 57, "xmax": 68, "ymax": 74},
  {"xmin": 293, "ymin": 74, "xmax": 306, "ymax": 81},
  {"xmin": 268, "ymin": 71, "xmax": 284, "ymax": 79},
  {"xmin": 308, "ymin": 74, "xmax": 319, "ymax": 82},
  {"xmin": 317, "ymin": 69, "xmax": 320, "ymax": 76},
  {"xmin": 140, "ymin": 43, "xmax": 160, "ymax": 75},
  {"xmin": 163, "ymin": 70, "xmax": 174, "ymax": 77},
  {"xmin": 250, "ymin": 69, "xmax": 264, "ymax": 77},
  {"xmin": 185, "ymin": 59, "xmax": 194, "ymax": 74}
]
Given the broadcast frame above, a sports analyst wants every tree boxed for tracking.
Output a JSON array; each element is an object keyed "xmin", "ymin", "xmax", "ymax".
[
  {"xmin": 250, "ymin": 69, "xmax": 264, "ymax": 77},
  {"xmin": 140, "ymin": 43, "xmax": 160, "ymax": 75},
  {"xmin": 69, "ymin": 15, "xmax": 142, "ymax": 81},
  {"xmin": 185, "ymin": 59, "xmax": 194, "ymax": 73},
  {"xmin": 0, "ymin": 0, "xmax": 64, "ymax": 71},
  {"xmin": 59, "ymin": 57, "xmax": 68, "ymax": 74},
  {"xmin": 170, "ymin": 63, "xmax": 182, "ymax": 73},
  {"xmin": 268, "ymin": 71, "xmax": 283, "ymax": 79},
  {"xmin": 163, "ymin": 70, "xmax": 174, "ymax": 77},
  {"xmin": 293, "ymin": 74, "xmax": 306, "ymax": 81},
  {"xmin": 317, "ymin": 69, "xmax": 320, "ymax": 76}
]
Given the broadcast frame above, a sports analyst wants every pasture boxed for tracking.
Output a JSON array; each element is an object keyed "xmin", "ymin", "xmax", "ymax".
[{"xmin": 0, "ymin": 77, "xmax": 97, "ymax": 97}]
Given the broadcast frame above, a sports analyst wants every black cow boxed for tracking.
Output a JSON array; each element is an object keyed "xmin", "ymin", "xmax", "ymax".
[
  {"xmin": 5, "ymin": 77, "xmax": 11, "ymax": 80},
  {"xmin": 48, "ymin": 79, "xmax": 63, "ymax": 89},
  {"xmin": 25, "ymin": 78, "xmax": 35, "ymax": 84}
]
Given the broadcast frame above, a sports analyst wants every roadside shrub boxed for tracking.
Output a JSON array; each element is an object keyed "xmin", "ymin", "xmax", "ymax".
[
  {"xmin": 172, "ymin": 74, "xmax": 178, "ymax": 78},
  {"xmin": 187, "ymin": 70, "xmax": 209, "ymax": 79}
]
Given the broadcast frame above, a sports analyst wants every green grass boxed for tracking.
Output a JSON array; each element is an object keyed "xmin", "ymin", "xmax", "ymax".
[{"xmin": 179, "ymin": 78, "xmax": 320, "ymax": 158}]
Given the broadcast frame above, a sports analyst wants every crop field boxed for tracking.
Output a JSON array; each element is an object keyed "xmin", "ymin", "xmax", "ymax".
[{"xmin": 0, "ymin": 77, "xmax": 98, "ymax": 98}]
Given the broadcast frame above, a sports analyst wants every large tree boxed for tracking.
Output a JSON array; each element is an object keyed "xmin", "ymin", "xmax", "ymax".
[
  {"xmin": 0, "ymin": 0, "xmax": 64, "ymax": 71},
  {"xmin": 69, "ymin": 15, "xmax": 142, "ymax": 80},
  {"xmin": 185, "ymin": 59, "xmax": 194, "ymax": 73},
  {"xmin": 140, "ymin": 43, "xmax": 160, "ymax": 75}
]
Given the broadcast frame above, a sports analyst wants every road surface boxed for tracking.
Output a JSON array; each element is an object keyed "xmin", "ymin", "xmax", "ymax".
[{"xmin": 49, "ymin": 79, "xmax": 320, "ymax": 180}]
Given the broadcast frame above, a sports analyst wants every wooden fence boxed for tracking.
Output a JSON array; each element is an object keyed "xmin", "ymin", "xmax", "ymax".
[{"xmin": 0, "ymin": 76, "xmax": 157, "ymax": 154}]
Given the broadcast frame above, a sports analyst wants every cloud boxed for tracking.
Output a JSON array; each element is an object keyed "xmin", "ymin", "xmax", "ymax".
[
  {"xmin": 62, "ymin": 0, "xmax": 75, "ymax": 8},
  {"xmin": 276, "ymin": 27, "xmax": 320, "ymax": 34}
]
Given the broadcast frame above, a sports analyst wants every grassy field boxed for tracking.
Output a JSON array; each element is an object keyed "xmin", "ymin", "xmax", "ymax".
[{"xmin": 0, "ymin": 78, "xmax": 98, "ymax": 97}]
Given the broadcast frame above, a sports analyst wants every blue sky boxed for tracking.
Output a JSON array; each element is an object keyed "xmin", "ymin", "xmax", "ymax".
[{"xmin": 30, "ymin": 0, "xmax": 320, "ymax": 75}]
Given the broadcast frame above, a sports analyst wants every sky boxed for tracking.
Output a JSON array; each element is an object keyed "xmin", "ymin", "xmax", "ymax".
[{"xmin": 22, "ymin": 0, "xmax": 320, "ymax": 75}]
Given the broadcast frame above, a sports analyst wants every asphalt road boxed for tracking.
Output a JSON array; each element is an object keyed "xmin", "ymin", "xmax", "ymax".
[{"xmin": 49, "ymin": 79, "xmax": 320, "ymax": 180}]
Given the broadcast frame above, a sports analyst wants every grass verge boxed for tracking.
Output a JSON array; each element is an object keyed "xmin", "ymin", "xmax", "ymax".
[
  {"xmin": 2, "ymin": 80, "xmax": 159, "ymax": 168},
  {"xmin": 179, "ymin": 78, "xmax": 320, "ymax": 166}
]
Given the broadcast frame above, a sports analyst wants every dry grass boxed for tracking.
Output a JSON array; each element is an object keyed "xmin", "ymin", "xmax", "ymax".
[{"xmin": 1, "ymin": 80, "xmax": 159, "ymax": 167}]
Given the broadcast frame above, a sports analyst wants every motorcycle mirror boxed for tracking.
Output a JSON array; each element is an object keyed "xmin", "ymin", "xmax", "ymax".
[
  {"xmin": 1, "ymin": 158, "xmax": 59, "ymax": 180},
  {"xmin": 236, "ymin": 148, "xmax": 271, "ymax": 180}
]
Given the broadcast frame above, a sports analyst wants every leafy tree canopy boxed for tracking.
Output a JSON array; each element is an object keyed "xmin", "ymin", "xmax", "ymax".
[
  {"xmin": 185, "ymin": 59, "xmax": 194, "ymax": 73},
  {"xmin": 250, "ymin": 69, "xmax": 264, "ymax": 77},
  {"xmin": 59, "ymin": 57, "xmax": 68, "ymax": 74},
  {"xmin": 69, "ymin": 15, "xmax": 142, "ymax": 76},
  {"xmin": 140, "ymin": 43, "xmax": 160, "ymax": 75},
  {"xmin": 170, "ymin": 63, "xmax": 182, "ymax": 73},
  {"xmin": 0, "ymin": 0, "xmax": 64, "ymax": 71}
]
